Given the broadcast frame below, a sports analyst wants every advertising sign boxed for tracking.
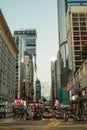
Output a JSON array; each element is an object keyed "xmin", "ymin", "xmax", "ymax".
[
  {"xmin": 14, "ymin": 99, "xmax": 22, "ymax": 104},
  {"xmin": 54, "ymin": 99, "xmax": 59, "ymax": 107}
]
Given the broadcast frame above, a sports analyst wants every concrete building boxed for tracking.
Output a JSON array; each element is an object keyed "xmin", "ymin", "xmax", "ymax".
[
  {"xmin": 14, "ymin": 29, "xmax": 37, "ymax": 101},
  {"xmin": 66, "ymin": 60, "xmax": 87, "ymax": 115},
  {"xmin": 0, "ymin": 10, "xmax": 18, "ymax": 103},
  {"xmin": 57, "ymin": 0, "xmax": 87, "ymax": 73},
  {"xmin": 66, "ymin": 6, "xmax": 87, "ymax": 72},
  {"xmin": 24, "ymin": 54, "xmax": 33, "ymax": 102}
]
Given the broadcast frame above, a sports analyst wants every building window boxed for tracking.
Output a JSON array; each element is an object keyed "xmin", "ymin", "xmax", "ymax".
[
  {"xmin": 80, "ymin": 22, "xmax": 86, "ymax": 26},
  {"xmin": 81, "ymin": 32, "xmax": 87, "ymax": 35},
  {"xmin": 80, "ymin": 18, "xmax": 85, "ymax": 21},
  {"xmin": 73, "ymin": 32, "xmax": 79, "ymax": 35},
  {"xmin": 74, "ymin": 46, "xmax": 80, "ymax": 50},
  {"xmin": 74, "ymin": 37, "xmax": 80, "ymax": 40},
  {"xmin": 79, "ymin": 14, "xmax": 85, "ymax": 17},
  {"xmin": 72, "ymin": 18, "xmax": 78, "ymax": 21},
  {"xmin": 81, "ymin": 41, "xmax": 87, "ymax": 45},
  {"xmin": 73, "ymin": 27, "xmax": 79, "ymax": 31},
  {"xmin": 74, "ymin": 42, "xmax": 80, "ymax": 46},
  {"xmin": 75, "ymin": 56, "xmax": 81, "ymax": 60},
  {"xmin": 72, "ymin": 13, "xmax": 78, "ymax": 17},
  {"xmin": 80, "ymin": 27, "xmax": 86, "ymax": 31},
  {"xmin": 73, "ymin": 22, "xmax": 79, "ymax": 26},
  {"xmin": 81, "ymin": 37, "xmax": 87, "ymax": 40},
  {"xmin": 74, "ymin": 51, "xmax": 81, "ymax": 55}
]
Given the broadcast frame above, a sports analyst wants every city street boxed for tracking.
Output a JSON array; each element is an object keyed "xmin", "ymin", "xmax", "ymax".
[{"xmin": 0, "ymin": 117, "xmax": 87, "ymax": 130}]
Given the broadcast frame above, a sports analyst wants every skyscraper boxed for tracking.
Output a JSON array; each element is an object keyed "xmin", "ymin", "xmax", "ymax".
[
  {"xmin": 57, "ymin": 0, "xmax": 70, "ymax": 91},
  {"xmin": 66, "ymin": 6, "xmax": 87, "ymax": 72},
  {"xmin": 14, "ymin": 29, "xmax": 37, "ymax": 100},
  {"xmin": 57, "ymin": 0, "xmax": 68, "ymax": 68},
  {"xmin": 57, "ymin": 0, "xmax": 87, "ymax": 71}
]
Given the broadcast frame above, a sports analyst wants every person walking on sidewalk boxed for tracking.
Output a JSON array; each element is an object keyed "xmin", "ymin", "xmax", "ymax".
[{"xmin": 64, "ymin": 112, "xmax": 68, "ymax": 121}]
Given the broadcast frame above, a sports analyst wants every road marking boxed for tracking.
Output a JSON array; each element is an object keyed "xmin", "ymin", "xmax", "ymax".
[
  {"xmin": 52, "ymin": 121, "xmax": 61, "ymax": 127},
  {"xmin": 43, "ymin": 121, "xmax": 61, "ymax": 128},
  {"xmin": 46, "ymin": 121, "xmax": 55, "ymax": 126}
]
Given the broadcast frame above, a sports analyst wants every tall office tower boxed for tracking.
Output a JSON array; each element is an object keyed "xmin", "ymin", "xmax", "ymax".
[
  {"xmin": 57, "ymin": 0, "xmax": 68, "ymax": 68},
  {"xmin": 24, "ymin": 54, "xmax": 33, "ymax": 102},
  {"xmin": 67, "ymin": 6, "xmax": 87, "ymax": 72},
  {"xmin": 0, "ymin": 10, "xmax": 18, "ymax": 103},
  {"xmin": 14, "ymin": 29, "xmax": 37, "ymax": 100},
  {"xmin": 57, "ymin": 0, "xmax": 70, "ymax": 91},
  {"xmin": 65, "ymin": 0, "xmax": 87, "ymax": 14},
  {"xmin": 57, "ymin": 0, "xmax": 87, "ymax": 66},
  {"xmin": 51, "ymin": 60, "xmax": 57, "ymax": 105}
]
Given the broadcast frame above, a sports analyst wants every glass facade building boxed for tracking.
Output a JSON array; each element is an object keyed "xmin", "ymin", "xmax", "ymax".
[
  {"xmin": 14, "ymin": 29, "xmax": 37, "ymax": 100},
  {"xmin": 57, "ymin": 0, "xmax": 68, "ymax": 68}
]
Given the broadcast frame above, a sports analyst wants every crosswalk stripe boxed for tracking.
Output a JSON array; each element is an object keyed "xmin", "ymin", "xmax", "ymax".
[
  {"xmin": 44, "ymin": 121, "xmax": 61, "ymax": 128},
  {"xmin": 44, "ymin": 122, "xmax": 55, "ymax": 127},
  {"xmin": 52, "ymin": 121, "xmax": 61, "ymax": 127}
]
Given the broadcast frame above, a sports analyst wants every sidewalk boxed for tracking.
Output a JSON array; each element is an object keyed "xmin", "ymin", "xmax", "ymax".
[{"xmin": 61, "ymin": 118, "xmax": 87, "ymax": 125}]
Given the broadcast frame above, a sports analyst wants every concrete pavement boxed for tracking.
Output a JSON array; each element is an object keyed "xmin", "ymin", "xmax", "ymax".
[{"xmin": 0, "ymin": 117, "xmax": 87, "ymax": 129}]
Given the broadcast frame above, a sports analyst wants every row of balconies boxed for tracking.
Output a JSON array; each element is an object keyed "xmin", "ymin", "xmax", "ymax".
[{"xmin": 72, "ymin": 13, "xmax": 87, "ymax": 18}]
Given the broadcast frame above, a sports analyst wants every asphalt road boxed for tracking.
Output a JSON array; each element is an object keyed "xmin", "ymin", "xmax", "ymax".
[{"xmin": 0, "ymin": 117, "xmax": 87, "ymax": 130}]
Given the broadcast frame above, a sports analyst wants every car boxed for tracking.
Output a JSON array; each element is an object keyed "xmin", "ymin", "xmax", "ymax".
[
  {"xmin": 42, "ymin": 108, "xmax": 53, "ymax": 118},
  {"xmin": 55, "ymin": 111, "xmax": 64, "ymax": 119},
  {"xmin": 66, "ymin": 111, "xmax": 73, "ymax": 118},
  {"xmin": 43, "ymin": 111, "xmax": 53, "ymax": 118}
]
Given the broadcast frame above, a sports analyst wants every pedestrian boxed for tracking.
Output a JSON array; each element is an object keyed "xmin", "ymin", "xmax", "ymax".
[
  {"xmin": 26, "ymin": 106, "xmax": 33, "ymax": 120},
  {"xmin": 64, "ymin": 112, "xmax": 68, "ymax": 121},
  {"xmin": 64, "ymin": 112, "xmax": 66, "ymax": 121},
  {"xmin": 13, "ymin": 105, "xmax": 18, "ymax": 120},
  {"xmin": 1, "ymin": 106, "xmax": 6, "ymax": 118},
  {"xmin": 18, "ymin": 104, "xmax": 24, "ymax": 120}
]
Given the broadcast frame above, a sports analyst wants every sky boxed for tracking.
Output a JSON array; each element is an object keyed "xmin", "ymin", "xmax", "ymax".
[{"xmin": 0, "ymin": 0, "xmax": 59, "ymax": 97}]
